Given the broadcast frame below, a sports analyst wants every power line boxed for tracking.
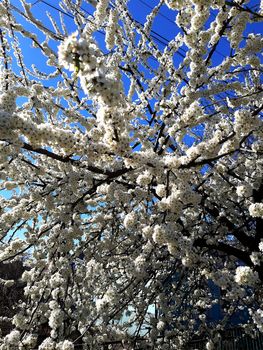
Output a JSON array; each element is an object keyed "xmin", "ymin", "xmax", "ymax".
[
  {"xmin": 12, "ymin": 0, "xmax": 252, "ymax": 103},
  {"xmin": 34, "ymin": 0, "xmax": 187, "ymax": 57},
  {"xmin": 137, "ymin": 0, "xmax": 176, "ymax": 26},
  {"xmin": 136, "ymin": 0, "xmax": 229, "ymax": 60}
]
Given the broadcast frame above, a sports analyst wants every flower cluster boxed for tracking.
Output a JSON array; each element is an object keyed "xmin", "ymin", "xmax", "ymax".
[
  {"xmin": 236, "ymin": 184, "xmax": 252, "ymax": 198},
  {"xmin": 58, "ymin": 31, "xmax": 123, "ymax": 107},
  {"xmin": 234, "ymin": 266, "xmax": 259, "ymax": 286},
  {"xmin": 249, "ymin": 203, "xmax": 263, "ymax": 218},
  {"xmin": 105, "ymin": 9, "xmax": 118, "ymax": 50},
  {"xmin": 123, "ymin": 212, "xmax": 137, "ymax": 228},
  {"xmin": 2, "ymin": 330, "xmax": 20, "ymax": 349},
  {"xmin": 94, "ymin": 0, "xmax": 109, "ymax": 25},
  {"xmin": 0, "ymin": 0, "xmax": 262, "ymax": 348},
  {"xmin": 251, "ymin": 309, "xmax": 263, "ymax": 333}
]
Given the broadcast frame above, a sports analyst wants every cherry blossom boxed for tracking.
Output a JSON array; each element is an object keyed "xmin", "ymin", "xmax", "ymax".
[{"xmin": 0, "ymin": 0, "xmax": 262, "ymax": 348}]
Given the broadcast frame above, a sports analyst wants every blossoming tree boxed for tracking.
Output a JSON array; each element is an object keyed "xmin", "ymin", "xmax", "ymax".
[{"xmin": 0, "ymin": 0, "xmax": 262, "ymax": 348}]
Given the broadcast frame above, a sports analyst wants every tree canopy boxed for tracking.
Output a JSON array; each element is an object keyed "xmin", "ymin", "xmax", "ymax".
[{"xmin": 0, "ymin": 0, "xmax": 262, "ymax": 349}]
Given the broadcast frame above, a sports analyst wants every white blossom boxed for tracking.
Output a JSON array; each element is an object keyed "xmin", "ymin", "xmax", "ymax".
[
  {"xmin": 58, "ymin": 340, "xmax": 75, "ymax": 350},
  {"xmin": 4, "ymin": 330, "xmax": 20, "ymax": 346},
  {"xmin": 0, "ymin": 0, "xmax": 262, "ymax": 347},
  {"xmin": 235, "ymin": 266, "xmax": 259, "ymax": 286},
  {"xmin": 206, "ymin": 341, "xmax": 214, "ymax": 350},
  {"xmin": 39, "ymin": 337, "xmax": 57, "ymax": 350},
  {"xmin": 123, "ymin": 212, "xmax": 136, "ymax": 228},
  {"xmin": 136, "ymin": 171, "xmax": 152, "ymax": 186},
  {"xmin": 249, "ymin": 203, "xmax": 263, "ymax": 218}
]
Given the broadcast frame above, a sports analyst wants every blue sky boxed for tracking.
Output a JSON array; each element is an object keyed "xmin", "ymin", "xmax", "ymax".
[
  {"xmin": 2, "ymin": 0, "xmax": 262, "ymax": 181},
  {"xmin": 4, "ymin": 0, "xmax": 263, "ymax": 163},
  {"xmin": 2, "ymin": 0, "xmax": 262, "ymax": 228},
  {"xmin": 8, "ymin": 0, "xmax": 263, "ymax": 86},
  {"xmin": 1, "ymin": 0, "xmax": 262, "ymax": 329}
]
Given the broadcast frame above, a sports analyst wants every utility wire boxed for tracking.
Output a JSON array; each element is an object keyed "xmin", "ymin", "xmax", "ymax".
[
  {"xmin": 12, "ymin": 0, "xmax": 249, "ymax": 106},
  {"xmin": 137, "ymin": 0, "xmax": 176, "ymax": 25},
  {"xmin": 136, "ymin": 0, "xmax": 230, "ymax": 60},
  {"xmin": 34, "ymin": 0, "xmax": 187, "ymax": 57}
]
